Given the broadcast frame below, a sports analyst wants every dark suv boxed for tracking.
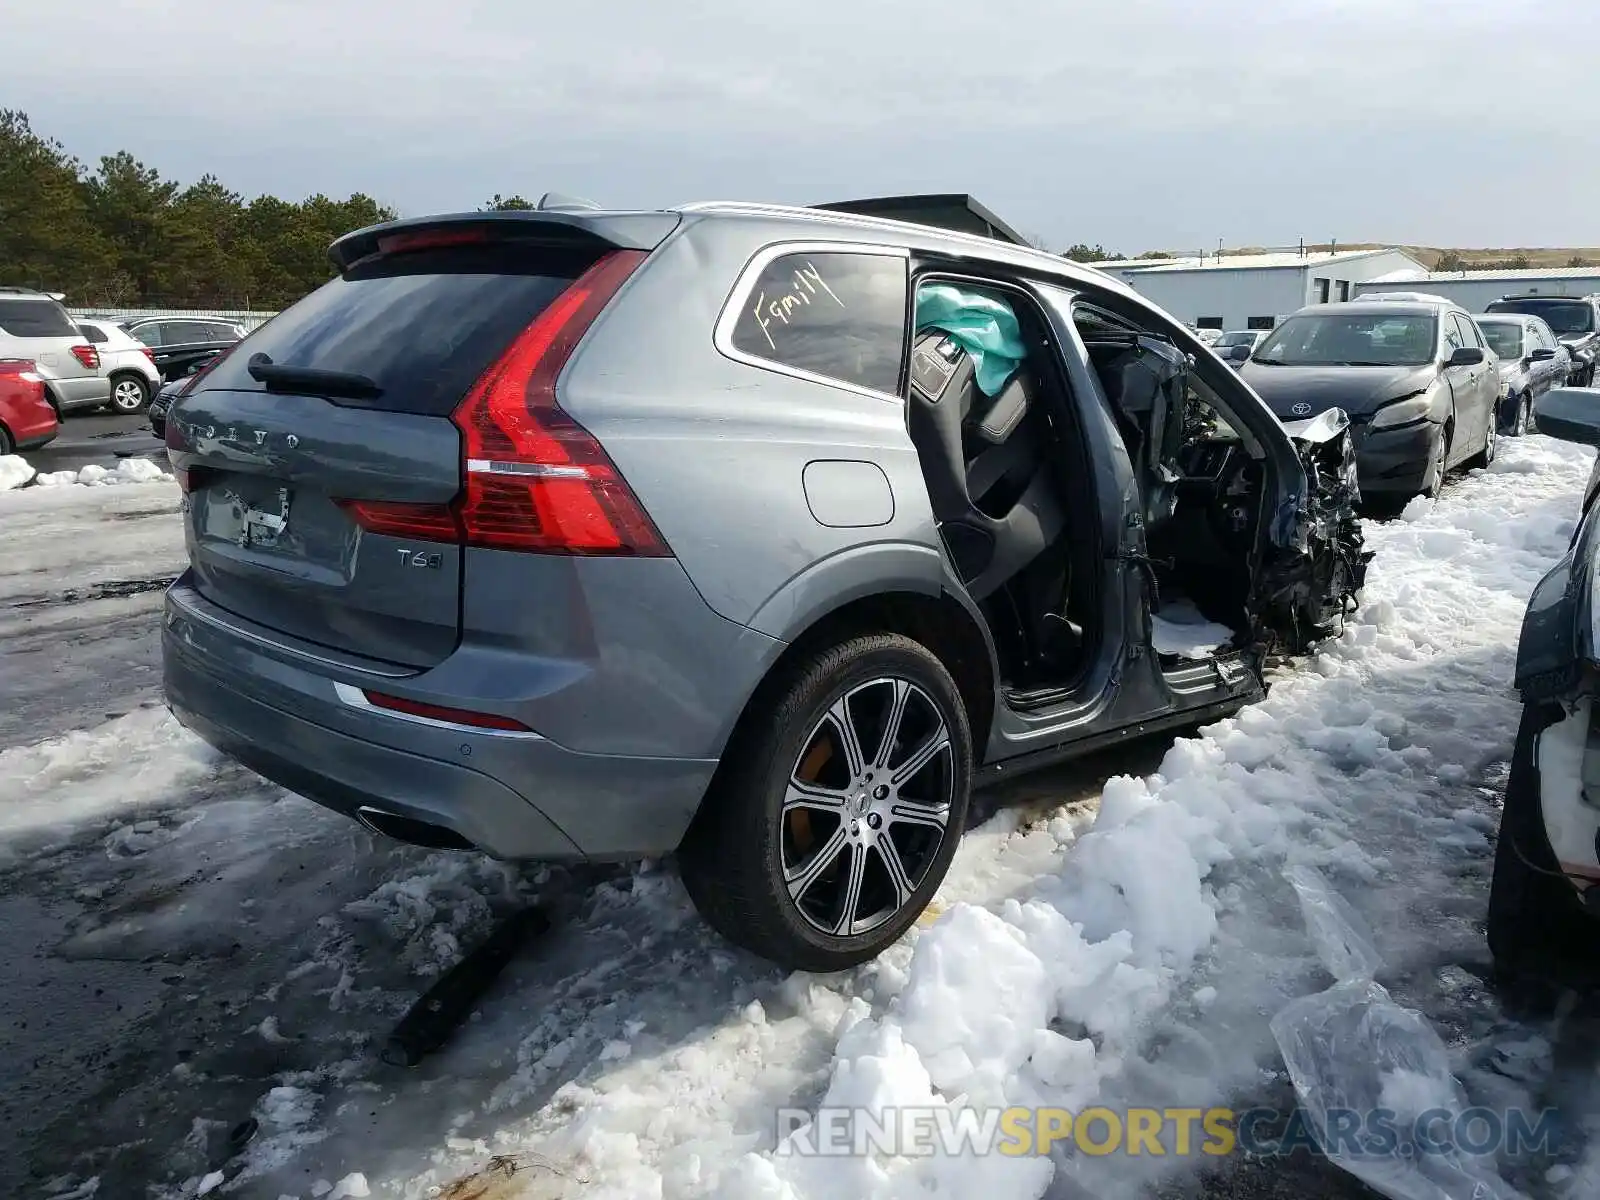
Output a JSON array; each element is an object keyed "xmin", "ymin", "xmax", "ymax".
[
  {"xmin": 1484, "ymin": 295, "xmax": 1600, "ymax": 387},
  {"xmin": 121, "ymin": 317, "xmax": 246, "ymax": 382}
]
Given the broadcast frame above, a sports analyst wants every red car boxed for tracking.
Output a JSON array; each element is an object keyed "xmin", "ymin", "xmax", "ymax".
[{"xmin": 0, "ymin": 358, "xmax": 60, "ymax": 455}]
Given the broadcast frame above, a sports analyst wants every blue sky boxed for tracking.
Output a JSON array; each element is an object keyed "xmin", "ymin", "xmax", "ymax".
[{"xmin": 11, "ymin": 0, "xmax": 1598, "ymax": 253}]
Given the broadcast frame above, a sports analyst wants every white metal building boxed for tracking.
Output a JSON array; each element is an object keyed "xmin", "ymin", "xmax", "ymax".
[
  {"xmin": 1352, "ymin": 266, "xmax": 1600, "ymax": 313},
  {"xmin": 1089, "ymin": 248, "xmax": 1429, "ymax": 332}
]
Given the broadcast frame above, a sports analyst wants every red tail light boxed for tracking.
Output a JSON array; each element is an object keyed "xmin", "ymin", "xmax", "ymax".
[
  {"xmin": 140, "ymin": 347, "xmax": 156, "ymax": 365},
  {"xmin": 362, "ymin": 689, "xmax": 531, "ymax": 732},
  {"xmin": 341, "ymin": 249, "xmax": 669, "ymax": 557},
  {"xmin": 0, "ymin": 358, "xmax": 42, "ymax": 383},
  {"xmin": 70, "ymin": 343, "xmax": 99, "ymax": 370},
  {"xmin": 376, "ymin": 228, "xmax": 492, "ymax": 256}
]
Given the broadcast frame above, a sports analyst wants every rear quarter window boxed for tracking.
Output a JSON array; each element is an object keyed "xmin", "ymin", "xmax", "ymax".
[
  {"xmin": 725, "ymin": 250, "xmax": 908, "ymax": 395},
  {"xmin": 0, "ymin": 298, "xmax": 79, "ymax": 338},
  {"xmin": 200, "ymin": 244, "xmax": 597, "ymax": 415}
]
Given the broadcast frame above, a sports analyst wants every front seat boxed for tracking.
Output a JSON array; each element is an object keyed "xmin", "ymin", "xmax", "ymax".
[{"xmin": 906, "ymin": 330, "xmax": 1066, "ymax": 602}]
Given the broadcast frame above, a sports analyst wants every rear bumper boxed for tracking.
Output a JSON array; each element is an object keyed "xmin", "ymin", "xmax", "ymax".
[
  {"xmin": 49, "ymin": 377, "xmax": 114, "ymax": 412},
  {"xmin": 1351, "ymin": 419, "xmax": 1440, "ymax": 496},
  {"xmin": 15, "ymin": 425, "xmax": 58, "ymax": 451},
  {"xmin": 163, "ymin": 583, "xmax": 724, "ymax": 862}
]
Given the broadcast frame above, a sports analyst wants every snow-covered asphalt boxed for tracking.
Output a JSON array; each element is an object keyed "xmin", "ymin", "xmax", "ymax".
[{"xmin": 3, "ymin": 438, "xmax": 1600, "ymax": 1200}]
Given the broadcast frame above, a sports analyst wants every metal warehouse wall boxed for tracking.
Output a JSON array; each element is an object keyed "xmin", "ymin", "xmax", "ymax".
[
  {"xmin": 1352, "ymin": 274, "xmax": 1600, "ymax": 312},
  {"xmin": 1116, "ymin": 250, "xmax": 1427, "ymax": 330},
  {"xmin": 1119, "ymin": 269, "xmax": 1308, "ymax": 331}
]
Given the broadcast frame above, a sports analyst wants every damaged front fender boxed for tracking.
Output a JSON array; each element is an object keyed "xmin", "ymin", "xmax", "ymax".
[{"xmin": 1254, "ymin": 407, "xmax": 1373, "ymax": 654}]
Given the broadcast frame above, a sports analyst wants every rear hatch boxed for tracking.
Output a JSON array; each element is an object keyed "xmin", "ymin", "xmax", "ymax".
[
  {"xmin": 0, "ymin": 296, "xmax": 98, "ymax": 383},
  {"xmin": 165, "ymin": 211, "xmax": 679, "ymax": 671}
]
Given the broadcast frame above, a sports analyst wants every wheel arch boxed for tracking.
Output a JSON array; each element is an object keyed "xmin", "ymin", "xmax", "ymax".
[{"xmin": 718, "ymin": 586, "xmax": 1000, "ymax": 777}]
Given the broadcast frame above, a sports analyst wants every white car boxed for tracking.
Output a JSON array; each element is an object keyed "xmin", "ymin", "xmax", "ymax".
[{"xmin": 76, "ymin": 319, "xmax": 163, "ymax": 413}]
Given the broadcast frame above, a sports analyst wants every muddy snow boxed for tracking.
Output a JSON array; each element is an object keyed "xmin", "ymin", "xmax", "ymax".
[{"xmin": 3, "ymin": 440, "xmax": 1600, "ymax": 1200}]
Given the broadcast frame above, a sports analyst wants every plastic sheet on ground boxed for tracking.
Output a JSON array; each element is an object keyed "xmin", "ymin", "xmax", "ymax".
[
  {"xmin": 1283, "ymin": 863, "xmax": 1384, "ymax": 982},
  {"xmin": 1271, "ymin": 873, "xmax": 1526, "ymax": 1200}
]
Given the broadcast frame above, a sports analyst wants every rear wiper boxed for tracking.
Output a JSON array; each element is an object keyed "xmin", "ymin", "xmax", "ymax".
[{"xmin": 246, "ymin": 353, "xmax": 382, "ymax": 400}]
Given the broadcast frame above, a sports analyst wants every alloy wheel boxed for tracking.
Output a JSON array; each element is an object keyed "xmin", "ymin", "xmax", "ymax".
[
  {"xmin": 781, "ymin": 677, "xmax": 954, "ymax": 937},
  {"xmin": 1514, "ymin": 395, "xmax": 1529, "ymax": 437},
  {"xmin": 111, "ymin": 378, "xmax": 147, "ymax": 412}
]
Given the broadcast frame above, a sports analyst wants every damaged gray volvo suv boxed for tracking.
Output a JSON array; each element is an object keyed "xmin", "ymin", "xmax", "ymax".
[{"xmin": 162, "ymin": 199, "xmax": 1368, "ymax": 970}]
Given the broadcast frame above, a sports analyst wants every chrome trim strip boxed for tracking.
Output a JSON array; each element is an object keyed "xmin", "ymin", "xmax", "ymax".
[
  {"xmin": 331, "ymin": 681, "xmax": 545, "ymax": 740},
  {"xmin": 466, "ymin": 458, "xmax": 590, "ymax": 479},
  {"xmin": 712, "ymin": 239, "xmax": 911, "ymax": 405}
]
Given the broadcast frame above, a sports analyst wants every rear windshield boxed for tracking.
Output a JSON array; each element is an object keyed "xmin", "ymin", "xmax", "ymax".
[
  {"xmin": 0, "ymin": 298, "xmax": 78, "ymax": 338},
  {"xmin": 1477, "ymin": 321, "xmax": 1524, "ymax": 359},
  {"xmin": 201, "ymin": 245, "xmax": 598, "ymax": 414},
  {"xmin": 1486, "ymin": 299, "xmax": 1595, "ymax": 336}
]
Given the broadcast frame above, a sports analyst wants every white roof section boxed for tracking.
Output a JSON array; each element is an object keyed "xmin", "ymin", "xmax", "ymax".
[
  {"xmin": 1101, "ymin": 247, "xmax": 1419, "ymax": 275},
  {"xmin": 1364, "ymin": 264, "xmax": 1600, "ymax": 284}
]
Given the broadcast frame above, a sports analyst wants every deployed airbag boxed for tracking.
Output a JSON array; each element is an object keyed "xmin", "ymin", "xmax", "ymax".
[{"xmin": 915, "ymin": 284, "xmax": 1026, "ymax": 396}]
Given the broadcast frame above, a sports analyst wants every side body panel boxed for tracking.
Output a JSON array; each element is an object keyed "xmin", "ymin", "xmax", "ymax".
[{"xmin": 559, "ymin": 216, "xmax": 950, "ymax": 640}]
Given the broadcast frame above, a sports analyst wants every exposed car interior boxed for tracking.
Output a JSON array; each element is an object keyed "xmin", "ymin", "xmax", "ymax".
[
  {"xmin": 904, "ymin": 280, "xmax": 1100, "ymax": 699},
  {"xmin": 904, "ymin": 281, "xmax": 1268, "ymax": 704},
  {"xmin": 1073, "ymin": 302, "xmax": 1265, "ymax": 656}
]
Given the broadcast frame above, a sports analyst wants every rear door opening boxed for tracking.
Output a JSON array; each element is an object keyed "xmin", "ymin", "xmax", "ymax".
[{"xmin": 166, "ymin": 218, "xmax": 672, "ymax": 670}]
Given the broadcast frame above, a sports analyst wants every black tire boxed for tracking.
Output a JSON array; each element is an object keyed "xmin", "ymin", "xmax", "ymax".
[
  {"xmin": 1488, "ymin": 703, "xmax": 1600, "ymax": 981},
  {"xmin": 108, "ymin": 374, "xmax": 150, "ymax": 414},
  {"xmin": 0, "ymin": 422, "xmax": 13, "ymax": 456},
  {"xmin": 1421, "ymin": 423, "xmax": 1452, "ymax": 499},
  {"xmin": 679, "ymin": 633, "xmax": 973, "ymax": 972},
  {"xmin": 1512, "ymin": 392, "xmax": 1531, "ymax": 437},
  {"xmin": 1465, "ymin": 410, "xmax": 1497, "ymax": 469}
]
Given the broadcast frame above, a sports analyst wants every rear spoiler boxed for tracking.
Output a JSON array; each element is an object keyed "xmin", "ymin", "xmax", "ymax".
[
  {"xmin": 329, "ymin": 210, "xmax": 682, "ymax": 272},
  {"xmin": 813, "ymin": 194, "xmax": 1032, "ymax": 247}
]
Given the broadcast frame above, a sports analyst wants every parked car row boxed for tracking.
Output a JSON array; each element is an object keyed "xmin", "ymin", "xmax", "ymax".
[
  {"xmin": 1226, "ymin": 291, "xmax": 1584, "ymax": 504},
  {"xmin": 1484, "ymin": 293, "xmax": 1599, "ymax": 388},
  {"xmin": 0, "ymin": 286, "xmax": 245, "ymax": 423}
]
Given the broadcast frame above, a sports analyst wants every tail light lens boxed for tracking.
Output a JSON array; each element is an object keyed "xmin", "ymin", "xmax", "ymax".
[
  {"xmin": 0, "ymin": 358, "xmax": 42, "ymax": 384},
  {"xmin": 362, "ymin": 689, "xmax": 532, "ymax": 732},
  {"xmin": 70, "ymin": 343, "xmax": 99, "ymax": 370},
  {"xmin": 140, "ymin": 347, "xmax": 156, "ymax": 365},
  {"xmin": 340, "ymin": 249, "xmax": 669, "ymax": 557}
]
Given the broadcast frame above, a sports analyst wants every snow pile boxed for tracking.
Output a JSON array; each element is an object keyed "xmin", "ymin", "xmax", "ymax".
[
  {"xmin": 0, "ymin": 454, "xmax": 36, "ymax": 490},
  {"xmin": 0, "ymin": 707, "xmax": 220, "ymax": 858},
  {"xmin": 1151, "ymin": 599, "xmax": 1236, "ymax": 659},
  {"xmin": 34, "ymin": 457, "xmax": 172, "ymax": 487},
  {"xmin": 411, "ymin": 436, "xmax": 1590, "ymax": 1200}
]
